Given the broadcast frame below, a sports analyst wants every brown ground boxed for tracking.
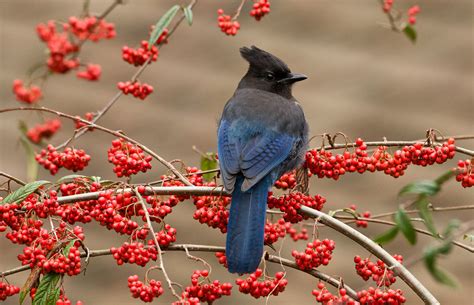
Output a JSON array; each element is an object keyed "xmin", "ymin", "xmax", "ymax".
[{"xmin": 0, "ymin": 1, "xmax": 473, "ymax": 304}]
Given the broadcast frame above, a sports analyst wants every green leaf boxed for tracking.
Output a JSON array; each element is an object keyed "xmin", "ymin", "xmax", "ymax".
[
  {"xmin": 148, "ymin": 4, "xmax": 180, "ymax": 49},
  {"xmin": 2, "ymin": 180, "xmax": 50, "ymax": 204},
  {"xmin": 62, "ymin": 240, "xmax": 77, "ymax": 257},
  {"xmin": 19, "ymin": 289, "xmax": 28, "ymax": 305},
  {"xmin": 415, "ymin": 196, "xmax": 437, "ymax": 236},
  {"xmin": 57, "ymin": 174, "xmax": 88, "ymax": 183},
  {"xmin": 463, "ymin": 234, "xmax": 474, "ymax": 242},
  {"xmin": 19, "ymin": 121, "xmax": 38, "ymax": 182},
  {"xmin": 395, "ymin": 208, "xmax": 417, "ymax": 245},
  {"xmin": 183, "ymin": 5, "xmax": 193, "ymax": 25},
  {"xmin": 399, "ymin": 180, "xmax": 440, "ymax": 197},
  {"xmin": 200, "ymin": 153, "xmax": 218, "ymax": 182},
  {"xmin": 434, "ymin": 170, "xmax": 455, "ymax": 186},
  {"xmin": 424, "ymin": 248, "xmax": 457, "ymax": 287},
  {"xmin": 32, "ymin": 273, "xmax": 61, "ymax": 305},
  {"xmin": 403, "ymin": 25, "xmax": 417, "ymax": 43},
  {"xmin": 442, "ymin": 220, "xmax": 460, "ymax": 240},
  {"xmin": 20, "ymin": 135, "xmax": 39, "ymax": 182},
  {"xmin": 373, "ymin": 226, "xmax": 399, "ymax": 245}
]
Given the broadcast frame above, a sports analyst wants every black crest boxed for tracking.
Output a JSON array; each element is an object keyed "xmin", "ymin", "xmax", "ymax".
[{"xmin": 240, "ymin": 46, "xmax": 290, "ymax": 74}]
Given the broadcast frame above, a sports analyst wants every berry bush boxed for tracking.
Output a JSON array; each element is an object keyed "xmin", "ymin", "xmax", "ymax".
[{"xmin": 0, "ymin": 1, "xmax": 472, "ymax": 305}]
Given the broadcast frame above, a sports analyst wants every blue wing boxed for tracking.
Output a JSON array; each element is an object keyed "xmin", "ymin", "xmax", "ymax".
[{"xmin": 218, "ymin": 119, "xmax": 295, "ymax": 192}]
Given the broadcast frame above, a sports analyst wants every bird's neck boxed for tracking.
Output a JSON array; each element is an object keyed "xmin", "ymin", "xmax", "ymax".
[{"xmin": 237, "ymin": 80, "xmax": 294, "ymax": 100}]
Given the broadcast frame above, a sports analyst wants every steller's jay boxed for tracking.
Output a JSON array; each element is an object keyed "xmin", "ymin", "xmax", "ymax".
[{"xmin": 218, "ymin": 46, "xmax": 309, "ymax": 273}]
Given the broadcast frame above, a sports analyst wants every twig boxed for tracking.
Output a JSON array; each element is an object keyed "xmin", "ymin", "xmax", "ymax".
[
  {"xmin": 232, "ymin": 0, "xmax": 247, "ymax": 20},
  {"xmin": 134, "ymin": 188, "xmax": 180, "ymax": 300},
  {"xmin": 0, "ymin": 172, "xmax": 26, "ymax": 186},
  {"xmin": 327, "ymin": 217, "xmax": 473, "ymax": 253}
]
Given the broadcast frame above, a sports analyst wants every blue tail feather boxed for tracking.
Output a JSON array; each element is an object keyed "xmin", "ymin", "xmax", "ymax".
[{"xmin": 226, "ymin": 176, "xmax": 270, "ymax": 273}]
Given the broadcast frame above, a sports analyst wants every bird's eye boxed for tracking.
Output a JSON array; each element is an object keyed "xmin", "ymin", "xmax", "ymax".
[{"xmin": 264, "ymin": 72, "xmax": 275, "ymax": 81}]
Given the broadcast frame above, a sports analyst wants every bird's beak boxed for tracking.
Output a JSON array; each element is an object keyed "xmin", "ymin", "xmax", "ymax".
[{"xmin": 278, "ymin": 73, "xmax": 308, "ymax": 84}]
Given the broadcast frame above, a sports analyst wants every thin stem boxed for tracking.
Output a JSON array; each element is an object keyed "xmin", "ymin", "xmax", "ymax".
[
  {"xmin": 232, "ymin": 0, "xmax": 247, "ymax": 20},
  {"xmin": 327, "ymin": 217, "xmax": 473, "ymax": 253},
  {"xmin": 0, "ymin": 172, "xmax": 26, "ymax": 186},
  {"xmin": 134, "ymin": 188, "xmax": 180, "ymax": 300}
]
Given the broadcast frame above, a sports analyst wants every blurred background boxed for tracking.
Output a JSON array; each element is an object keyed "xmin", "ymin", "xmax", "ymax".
[{"xmin": 0, "ymin": 0, "xmax": 472, "ymax": 304}]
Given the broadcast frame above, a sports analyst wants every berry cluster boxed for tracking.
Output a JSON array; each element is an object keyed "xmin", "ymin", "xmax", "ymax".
[
  {"xmin": 292, "ymin": 239, "xmax": 335, "ymax": 270},
  {"xmin": 151, "ymin": 223, "xmax": 177, "ymax": 247},
  {"xmin": 456, "ymin": 159, "xmax": 473, "ymax": 188},
  {"xmin": 36, "ymin": 145, "xmax": 91, "ymax": 175},
  {"xmin": 36, "ymin": 21, "xmax": 79, "ymax": 73},
  {"xmin": 0, "ymin": 282, "xmax": 20, "ymax": 301},
  {"xmin": 107, "ymin": 138, "xmax": 152, "ymax": 177},
  {"xmin": 236, "ymin": 269, "xmax": 287, "ymax": 298},
  {"xmin": 274, "ymin": 171, "xmax": 297, "ymax": 190},
  {"xmin": 68, "ymin": 16, "xmax": 116, "ymax": 41},
  {"xmin": 42, "ymin": 245, "xmax": 82, "ymax": 276},
  {"xmin": 111, "ymin": 241, "xmax": 158, "ymax": 267},
  {"xmin": 27, "ymin": 119, "xmax": 61, "ymax": 144},
  {"xmin": 6, "ymin": 218, "xmax": 45, "ymax": 245},
  {"xmin": 287, "ymin": 225, "xmax": 309, "ymax": 241},
  {"xmin": 74, "ymin": 112, "xmax": 95, "ymax": 130},
  {"xmin": 149, "ymin": 28, "xmax": 169, "ymax": 45},
  {"xmin": 267, "ymin": 192, "xmax": 326, "ymax": 223},
  {"xmin": 215, "ymin": 251, "xmax": 227, "ymax": 268},
  {"xmin": 250, "ymin": 0, "xmax": 271, "ymax": 21},
  {"xmin": 93, "ymin": 191, "xmax": 139, "ymax": 235},
  {"xmin": 33, "ymin": 15, "xmax": 113, "ymax": 78},
  {"xmin": 357, "ymin": 287, "xmax": 406, "ymax": 305},
  {"xmin": 183, "ymin": 270, "xmax": 232, "ymax": 303},
  {"xmin": 382, "ymin": 0, "xmax": 394, "ymax": 12},
  {"xmin": 76, "ymin": 64, "xmax": 101, "ymax": 81},
  {"xmin": 117, "ymin": 81, "xmax": 154, "ymax": 100},
  {"xmin": 306, "ymin": 138, "xmax": 456, "ymax": 180},
  {"xmin": 263, "ymin": 218, "xmax": 308, "ymax": 244},
  {"xmin": 172, "ymin": 296, "xmax": 201, "ymax": 305},
  {"xmin": 193, "ymin": 193, "xmax": 230, "ymax": 233},
  {"xmin": 122, "ymin": 41, "xmax": 158, "ymax": 66},
  {"xmin": 407, "ymin": 5, "xmax": 421, "ymax": 25},
  {"xmin": 264, "ymin": 219, "xmax": 288, "ymax": 245},
  {"xmin": 348, "ymin": 204, "xmax": 371, "ymax": 228},
  {"xmin": 12, "ymin": 79, "xmax": 42, "ymax": 104},
  {"xmin": 354, "ymin": 254, "xmax": 403, "ymax": 287},
  {"xmin": 217, "ymin": 9, "xmax": 240, "ymax": 36},
  {"xmin": 312, "ymin": 282, "xmax": 356, "ymax": 305},
  {"xmin": 16, "ymin": 223, "xmax": 84, "ymax": 276},
  {"xmin": 127, "ymin": 275, "xmax": 163, "ymax": 303}
]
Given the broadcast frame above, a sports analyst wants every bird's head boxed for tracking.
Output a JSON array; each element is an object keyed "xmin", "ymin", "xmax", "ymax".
[{"xmin": 238, "ymin": 45, "xmax": 307, "ymax": 98}]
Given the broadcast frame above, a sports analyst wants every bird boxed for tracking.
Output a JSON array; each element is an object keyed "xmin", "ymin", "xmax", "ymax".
[{"xmin": 217, "ymin": 46, "xmax": 309, "ymax": 273}]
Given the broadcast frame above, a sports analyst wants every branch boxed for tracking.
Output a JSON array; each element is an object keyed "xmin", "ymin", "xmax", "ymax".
[
  {"xmin": 0, "ymin": 244, "xmax": 359, "ymax": 300},
  {"xmin": 313, "ymin": 139, "xmax": 474, "ymax": 157},
  {"xmin": 299, "ymin": 205, "xmax": 440, "ymax": 305},
  {"xmin": 328, "ymin": 217, "xmax": 473, "ymax": 253},
  {"xmin": 0, "ymin": 107, "xmax": 192, "ymax": 186},
  {"xmin": 0, "ymin": 172, "xmax": 26, "ymax": 186}
]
